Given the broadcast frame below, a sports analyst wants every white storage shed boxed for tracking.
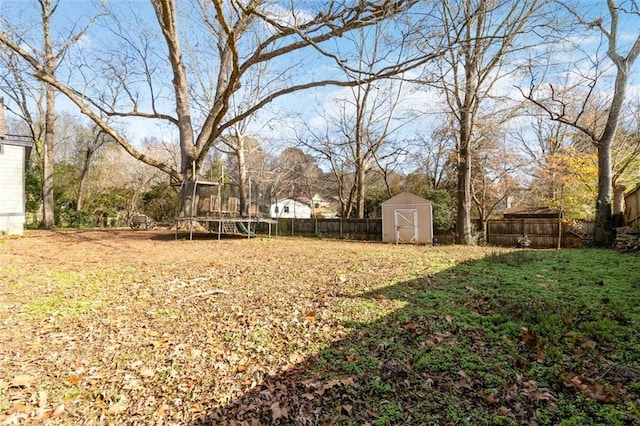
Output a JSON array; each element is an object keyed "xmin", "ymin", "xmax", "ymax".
[{"xmin": 381, "ymin": 191, "xmax": 433, "ymax": 244}]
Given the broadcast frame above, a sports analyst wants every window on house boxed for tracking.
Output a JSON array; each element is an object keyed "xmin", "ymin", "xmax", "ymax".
[
  {"xmin": 314, "ymin": 202, "xmax": 320, "ymax": 208},
  {"xmin": 284, "ymin": 206, "xmax": 290, "ymax": 213}
]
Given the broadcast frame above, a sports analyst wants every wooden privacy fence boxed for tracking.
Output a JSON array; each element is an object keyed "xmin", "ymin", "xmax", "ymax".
[
  {"xmin": 253, "ymin": 217, "xmax": 593, "ymax": 248},
  {"xmin": 255, "ymin": 218, "xmax": 383, "ymax": 241},
  {"xmin": 486, "ymin": 219, "xmax": 593, "ymax": 248},
  {"xmin": 254, "ymin": 218, "xmax": 456, "ymax": 244},
  {"xmin": 626, "ymin": 184, "xmax": 640, "ymax": 229}
]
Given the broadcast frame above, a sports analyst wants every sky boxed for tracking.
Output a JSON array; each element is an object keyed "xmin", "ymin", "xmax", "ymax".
[{"xmin": 1, "ymin": 0, "xmax": 639, "ymax": 174}]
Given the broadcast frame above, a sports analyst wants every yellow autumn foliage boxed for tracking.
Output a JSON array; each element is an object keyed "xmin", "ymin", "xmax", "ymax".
[{"xmin": 540, "ymin": 147, "xmax": 598, "ymax": 219}]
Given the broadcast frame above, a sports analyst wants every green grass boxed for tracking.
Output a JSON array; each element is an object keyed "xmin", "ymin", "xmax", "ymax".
[{"xmin": 307, "ymin": 249, "xmax": 640, "ymax": 425}]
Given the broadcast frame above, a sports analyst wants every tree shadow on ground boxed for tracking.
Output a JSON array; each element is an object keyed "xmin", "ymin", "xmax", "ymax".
[{"xmin": 199, "ymin": 250, "xmax": 640, "ymax": 425}]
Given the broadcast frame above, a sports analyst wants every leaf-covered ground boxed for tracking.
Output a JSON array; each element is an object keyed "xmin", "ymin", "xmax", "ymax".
[{"xmin": 1, "ymin": 230, "xmax": 639, "ymax": 425}]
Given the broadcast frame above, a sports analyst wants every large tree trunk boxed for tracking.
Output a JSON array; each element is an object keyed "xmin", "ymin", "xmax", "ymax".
[
  {"xmin": 593, "ymin": 141, "xmax": 613, "ymax": 245},
  {"xmin": 41, "ymin": 9, "xmax": 55, "ymax": 229},
  {"xmin": 456, "ymin": 81, "xmax": 476, "ymax": 244},
  {"xmin": 41, "ymin": 97, "xmax": 55, "ymax": 228},
  {"xmin": 456, "ymin": 135, "xmax": 473, "ymax": 244},
  {"xmin": 592, "ymin": 43, "xmax": 633, "ymax": 246}
]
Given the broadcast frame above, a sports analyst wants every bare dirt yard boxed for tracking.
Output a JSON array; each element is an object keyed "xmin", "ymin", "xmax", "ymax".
[{"xmin": 1, "ymin": 230, "xmax": 639, "ymax": 425}]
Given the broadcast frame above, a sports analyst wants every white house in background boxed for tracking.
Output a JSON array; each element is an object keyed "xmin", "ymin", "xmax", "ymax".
[
  {"xmin": 0, "ymin": 137, "xmax": 33, "ymax": 236},
  {"xmin": 269, "ymin": 198, "xmax": 311, "ymax": 219}
]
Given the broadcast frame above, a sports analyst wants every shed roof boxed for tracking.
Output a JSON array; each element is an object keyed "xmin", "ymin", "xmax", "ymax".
[
  {"xmin": 381, "ymin": 191, "xmax": 432, "ymax": 206},
  {"xmin": 503, "ymin": 206, "xmax": 562, "ymax": 219}
]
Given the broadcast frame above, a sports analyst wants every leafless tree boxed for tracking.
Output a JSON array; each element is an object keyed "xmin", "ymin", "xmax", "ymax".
[
  {"xmin": 72, "ymin": 125, "xmax": 110, "ymax": 211},
  {"xmin": 408, "ymin": 121, "xmax": 458, "ymax": 192},
  {"xmin": 295, "ymin": 19, "xmax": 417, "ymax": 218},
  {"xmin": 420, "ymin": 0, "xmax": 552, "ymax": 244},
  {"xmin": 0, "ymin": 0, "xmax": 103, "ymax": 228},
  {"xmin": 471, "ymin": 128, "xmax": 522, "ymax": 240},
  {"xmin": 522, "ymin": 0, "xmax": 640, "ymax": 245}
]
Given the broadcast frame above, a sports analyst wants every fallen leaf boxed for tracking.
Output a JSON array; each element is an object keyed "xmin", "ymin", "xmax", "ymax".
[
  {"xmin": 6, "ymin": 404, "xmax": 29, "ymax": 414},
  {"xmin": 2, "ymin": 412, "xmax": 27, "ymax": 424},
  {"xmin": 68, "ymin": 374, "xmax": 83, "ymax": 385},
  {"xmin": 404, "ymin": 320, "xmax": 416, "ymax": 332},
  {"xmin": 51, "ymin": 403, "xmax": 65, "ymax": 418},
  {"xmin": 122, "ymin": 378, "xmax": 143, "ymax": 391},
  {"xmin": 428, "ymin": 331, "xmax": 451, "ymax": 344},
  {"xmin": 270, "ymin": 401, "xmax": 289, "ymax": 421},
  {"xmin": 484, "ymin": 393, "xmax": 499, "ymax": 405},
  {"xmin": 152, "ymin": 339, "xmax": 168, "ymax": 349},
  {"xmin": 140, "ymin": 367, "xmax": 155, "ymax": 378},
  {"xmin": 340, "ymin": 404, "xmax": 353, "ymax": 415},
  {"xmin": 497, "ymin": 406, "xmax": 511, "ymax": 415},
  {"xmin": 444, "ymin": 315, "xmax": 453, "ymax": 323},
  {"xmin": 588, "ymin": 382, "xmax": 613, "ymax": 403},
  {"xmin": 521, "ymin": 328, "xmax": 537, "ymax": 348},
  {"xmin": 289, "ymin": 352, "xmax": 304, "ymax": 364},
  {"xmin": 454, "ymin": 379, "xmax": 473, "ymax": 390},
  {"xmin": 105, "ymin": 401, "xmax": 128, "ymax": 416},
  {"xmin": 35, "ymin": 407, "xmax": 53, "ymax": 420},
  {"xmin": 10, "ymin": 375, "xmax": 36, "ymax": 388},
  {"xmin": 38, "ymin": 390, "xmax": 48, "ymax": 408},
  {"xmin": 304, "ymin": 310, "xmax": 317, "ymax": 323},
  {"xmin": 154, "ymin": 404, "xmax": 168, "ymax": 417},
  {"xmin": 339, "ymin": 376, "xmax": 355, "ymax": 386}
]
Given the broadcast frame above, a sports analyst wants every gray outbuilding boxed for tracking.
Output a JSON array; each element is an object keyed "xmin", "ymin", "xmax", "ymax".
[{"xmin": 381, "ymin": 191, "xmax": 433, "ymax": 244}]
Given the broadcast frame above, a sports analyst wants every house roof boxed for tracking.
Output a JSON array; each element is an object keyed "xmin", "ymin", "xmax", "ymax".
[
  {"xmin": 1, "ymin": 135, "xmax": 33, "ymax": 148},
  {"xmin": 503, "ymin": 206, "xmax": 562, "ymax": 219},
  {"xmin": 271, "ymin": 198, "xmax": 310, "ymax": 206},
  {"xmin": 381, "ymin": 191, "xmax": 432, "ymax": 206}
]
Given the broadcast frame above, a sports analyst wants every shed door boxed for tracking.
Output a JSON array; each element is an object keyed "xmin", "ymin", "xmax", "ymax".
[{"xmin": 394, "ymin": 209, "xmax": 418, "ymax": 243}]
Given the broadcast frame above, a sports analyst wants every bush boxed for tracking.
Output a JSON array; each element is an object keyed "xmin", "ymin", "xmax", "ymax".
[
  {"xmin": 142, "ymin": 182, "xmax": 178, "ymax": 223},
  {"xmin": 55, "ymin": 206, "xmax": 93, "ymax": 228},
  {"xmin": 422, "ymin": 189, "xmax": 454, "ymax": 233}
]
